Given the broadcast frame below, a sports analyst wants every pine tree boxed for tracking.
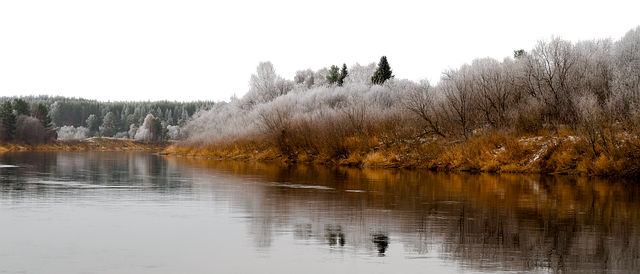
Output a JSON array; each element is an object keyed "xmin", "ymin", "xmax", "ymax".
[
  {"xmin": 371, "ymin": 56, "xmax": 394, "ymax": 85},
  {"xmin": 1, "ymin": 101, "xmax": 16, "ymax": 141},
  {"xmin": 327, "ymin": 64, "xmax": 349, "ymax": 86},
  {"xmin": 12, "ymin": 99, "xmax": 29, "ymax": 116},
  {"xmin": 34, "ymin": 103, "xmax": 53, "ymax": 129},
  {"xmin": 86, "ymin": 114, "xmax": 100, "ymax": 136},
  {"xmin": 338, "ymin": 62, "xmax": 348, "ymax": 86},
  {"xmin": 101, "ymin": 112, "xmax": 116, "ymax": 137}
]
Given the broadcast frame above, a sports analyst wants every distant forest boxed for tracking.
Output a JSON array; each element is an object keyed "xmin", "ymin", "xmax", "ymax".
[{"xmin": 0, "ymin": 95, "xmax": 215, "ymax": 143}]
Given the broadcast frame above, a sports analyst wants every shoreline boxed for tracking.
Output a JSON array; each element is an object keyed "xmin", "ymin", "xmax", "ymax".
[
  {"xmin": 162, "ymin": 131, "xmax": 640, "ymax": 177},
  {"xmin": 3, "ymin": 133, "xmax": 639, "ymax": 177},
  {"xmin": 0, "ymin": 138, "xmax": 170, "ymax": 153}
]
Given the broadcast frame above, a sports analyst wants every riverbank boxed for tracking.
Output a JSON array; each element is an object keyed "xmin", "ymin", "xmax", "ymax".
[
  {"xmin": 163, "ymin": 130, "xmax": 640, "ymax": 177},
  {"xmin": 0, "ymin": 138, "xmax": 169, "ymax": 152}
]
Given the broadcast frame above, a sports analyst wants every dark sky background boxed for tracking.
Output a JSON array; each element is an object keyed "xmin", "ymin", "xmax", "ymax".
[{"xmin": 8, "ymin": 12, "xmax": 637, "ymax": 99}]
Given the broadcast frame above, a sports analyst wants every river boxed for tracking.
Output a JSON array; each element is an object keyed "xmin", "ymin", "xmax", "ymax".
[{"xmin": 1, "ymin": 151, "xmax": 638, "ymax": 273}]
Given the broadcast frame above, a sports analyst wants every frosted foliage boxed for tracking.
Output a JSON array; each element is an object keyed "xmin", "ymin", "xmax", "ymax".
[
  {"xmin": 181, "ymin": 79, "xmax": 404, "ymax": 146},
  {"xmin": 167, "ymin": 125, "xmax": 181, "ymax": 140},
  {"xmin": 114, "ymin": 132, "xmax": 128, "ymax": 139},
  {"xmin": 57, "ymin": 126, "xmax": 90, "ymax": 139},
  {"xmin": 128, "ymin": 124, "xmax": 138, "ymax": 139},
  {"xmin": 344, "ymin": 63, "xmax": 376, "ymax": 85},
  {"xmin": 241, "ymin": 61, "xmax": 291, "ymax": 107},
  {"xmin": 294, "ymin": 69, "xmax": 315, "ymax": 88},
  {"xmin": 177, "ymin": 32, "xmax": 640, "ymax": 145},
  {"xmin": 613, "ymin": 26, "xmax": 640, "ymax": 105},
  {"xmin": 368, "ymin": 85, "xmax": 395, "ymax": 108},
  {"xmin": 575, "ymin": 93, "xmax": 602, "ymax": 123},
  {"xmin": 134, "ymin": 114, "xmax": 156, "ymax": 141}
]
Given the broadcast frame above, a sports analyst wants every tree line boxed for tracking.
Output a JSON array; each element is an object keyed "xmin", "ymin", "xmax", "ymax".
[
  {"xmin": 0, "ymin": 95, "xmax": 215, "ymax": 143},
  {"xmin": 0, "ymin": 99, "xmax": 55, "ymax": 144},
  {"xmin": 174, "ymin": 26, "xmax": 640, "ymax": 175}
]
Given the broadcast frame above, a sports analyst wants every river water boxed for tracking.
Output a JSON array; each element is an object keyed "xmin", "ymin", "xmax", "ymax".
[{"xmin": 0, "ymin": 151, "xmax": 638, "ymax": 273}]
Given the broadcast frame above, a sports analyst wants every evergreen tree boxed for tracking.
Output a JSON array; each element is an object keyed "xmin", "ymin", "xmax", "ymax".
[
  {"xmin": 86, "ymin": 114, "xmax": 100, "ymax": 136},
  {"xmin": 1, "ymin": 101, "xmax": 16, "ymax": 141},
  {"xmin": 155, "ymin": 118, "xmax": 165, "ymax": 141},
  {"xmin": 34, "ymin": 103, "xmax": 53, "ymax": 129},
  {"xmin": 165, "ymin": 109, "xmax": 174, "ymax": 125},
  {"xmin": 100, "ymin": 112, "xmax": 116, "ymax": 137},
  {"xmin": 327, "ymin": 64, "xmax": 349, "ymax": 86},
  {"xmin": 371, "ymin": 56, "xmax": 394, "ymax": 85},
  {"xmin": 12, "ymin": 99, "xmax": 29, "ymax": 116}
]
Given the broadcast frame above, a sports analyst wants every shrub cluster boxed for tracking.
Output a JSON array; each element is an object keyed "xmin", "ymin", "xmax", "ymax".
[
  {"xmin": 170, "ymin": 27, "xmax": 640, "ymax": 176},
  {"xmin": 0, "ymin": 99, "xmax": 55, "ymax": 144}
]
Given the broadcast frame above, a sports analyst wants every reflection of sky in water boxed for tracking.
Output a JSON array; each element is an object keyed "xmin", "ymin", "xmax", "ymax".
[{"xmin": 1, "ymin": 151, "xmax": 639, "ymax": 273}]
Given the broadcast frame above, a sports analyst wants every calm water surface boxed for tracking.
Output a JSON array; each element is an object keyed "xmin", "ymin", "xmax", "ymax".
[{"xmin": 1, "ymin": 151, "xmax": 639, "ymax": 273}]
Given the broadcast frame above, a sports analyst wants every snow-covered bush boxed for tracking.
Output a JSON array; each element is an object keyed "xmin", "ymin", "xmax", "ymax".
[{"xmin": 57, "ymin": 126, "xmax": 90, "ymax": 140}]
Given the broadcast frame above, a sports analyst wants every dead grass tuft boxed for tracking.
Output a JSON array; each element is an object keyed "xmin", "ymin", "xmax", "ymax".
[{"xmin": 160, "ymin": 123, "xmax": 640, "ymax": 177}]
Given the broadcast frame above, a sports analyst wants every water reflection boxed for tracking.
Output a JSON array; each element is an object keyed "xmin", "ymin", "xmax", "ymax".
[
  {"xmin": 1, "ymin": 152, "xmax": 639, "ymax": 273},
  {"xmin": 167, "ymin": 157, "xmax": 640, "ymax": 273},
  {"xmin": 372, "ymin": 233, "xmax": 389, "ymax": 256},
  {"xmin": 0, "ymin": 151, "xmax": 191, "ymax": 198},
  {"xmin": 325, "ymin": 225, "xmax": 346, "ymax": 247}
]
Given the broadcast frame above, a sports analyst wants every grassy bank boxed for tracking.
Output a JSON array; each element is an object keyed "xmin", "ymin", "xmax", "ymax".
[
  {"xmin": 0, "ymin": 138, "xmax": 169, "ymax": 152},
  {"xmin": 164, "ymin": 129, "xmax": 640, "ymax": 177}
]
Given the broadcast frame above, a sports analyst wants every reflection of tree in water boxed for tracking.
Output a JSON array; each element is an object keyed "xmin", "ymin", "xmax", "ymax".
[
  {"xmin": 372, "ymin": 233, "xmax": 389, "ymax": 255},
  {"xmin": 0, "ymin": 151, "xmax": 191, "ymax": 197},
  {"xmin": 325, "ymin": 225, "xmax": 345, "ymax": 246},
  {"xmin": 151, "ymin": 157, "xmax": 640, "ymax": 273}
]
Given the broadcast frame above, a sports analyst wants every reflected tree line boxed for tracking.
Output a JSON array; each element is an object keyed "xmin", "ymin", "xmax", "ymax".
[
  {"xmin": 0, "ymin": 152, "xmax": 191, "ymax": 198},
  {"xmin": 4, "ymin": 152, "xmax": 637, "ymax": 272},
  {"xmin": 167, "ymin": 157, "xmax": 640, "ymax": 272}
]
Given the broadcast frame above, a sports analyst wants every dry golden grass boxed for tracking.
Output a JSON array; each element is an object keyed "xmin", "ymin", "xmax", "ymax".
[
  {"xmin": 362, "ymin": 151, "xmax": 385, "ymax": 166},
  {"xmin": 339, "ymin": 152, "xmax": 364, "ymax": 166},
  {"xmin": 1, "ymin": 138, "xmax": 168, "ymax": 152},
  {"xmin": 161, "ymin": 127, "xmax": 640, "ymax": 177}
]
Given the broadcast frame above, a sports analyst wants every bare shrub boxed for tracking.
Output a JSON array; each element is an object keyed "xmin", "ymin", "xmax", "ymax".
[
  {"xmin": 509, "ymin": 96, "xmax": 544, "ymax": 134},
  {"xmin": 402, "ymin": 79, "xmax": 448, "ymax": 138},
  {"xmin": 15, "ymin": 115, "xmax": 45, "ymax": 144}
]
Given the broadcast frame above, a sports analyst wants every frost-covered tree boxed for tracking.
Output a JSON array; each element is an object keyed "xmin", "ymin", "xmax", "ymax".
[
  {"xmin": 57, "ymin": 126, "xmax": 90, "ymax": 140},
  {"xmin": 294, "ymin": 69, "xmax": 315, "ymax": 89},
  {"xmin": 100, "ymin": 112, "xmax": 116, "ymax": 137},
  {"xmin": 242, "ymin": 62, "xmax": 281, "ymax": 107},
  {"xmin": 128, "ymin": 124, "xmax": 138, "ymax": 140},
  {"xmin": 612, "ymin": 26, "xmax": 640, "ymax": 113},
  {"xmin": 167, "ymin": 125, "xmax": 181, "ymax": 140},
  {"xmin": 86, "ymin": 114, "xmax": 100, "ymax": 136},
  {"xmin": 344, "ymin": 62, "xmax": 376, "ymax": 85},
  {"xmin": 134, "ymin": 114, "xmax": 162, "ymax": 142},
  {"xmin": 522, "ymin": 37, "xmax": 580, "ymax": 123},
  {"xmin": 468, "ymin": 57, "xmax": 521, "ymax": 127},
  {"xmin": 178, "ymin": 108, "xmax": 189, "ymax": 126},
  {"xmin": 371, "ymin": 56, "xmax": 394, "ymax": 85},
  {"xmin": 403, "ymin": 79, "xmax": 447, "ymax": 137},
  {"xmin": 165, "ymin": 109, "xmax": 173, "ymax": 125},
  {"xmin": 574, "ymin": 39, "xmax": 613, "ymax": 105},
  {"xmin": 15, "ymin": 115, "xmax": 44, "ymax": 144},
  {"xmin": 441, "ymin": 66, "xmax": 477, "ymax": 138}
]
